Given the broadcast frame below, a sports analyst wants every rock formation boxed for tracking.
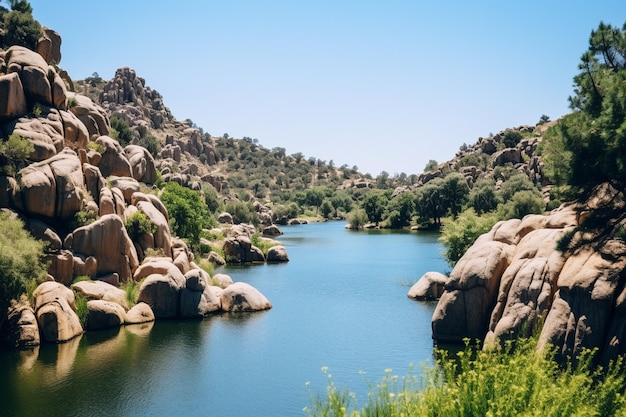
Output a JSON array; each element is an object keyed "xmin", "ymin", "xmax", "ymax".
[{"xmin": 430, "ymin": 185, "xmax": 626, "ymax": 363}]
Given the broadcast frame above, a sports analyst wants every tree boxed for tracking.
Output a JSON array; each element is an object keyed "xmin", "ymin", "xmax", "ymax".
[
  {"xmin": 387, "ymin": 192, "xmax": 415, "ymax": 228},
  {"xmin": 362, "ymin": 191, "xmax": 388, "ymax": 225},
  {"xmin": 347, "ymin": 208, "xmax": 368, "ymax": 229},
  {"xmin": 305, "ymin": 187, "xmax": 328, "ymax": 215},
  {"xmin": 439, "ymin": 209, "xmax": 499, "ymax": 266},
  {"xmin": 320, "ymin": 199, "xmax": 334, "ymax": 219},
  {"xmin": 2, "ymin": 1, "xmax": 40, "ymax": 50},
  {"xmin": 440, "ymin": 173, "xmax": 469, "ymax": 218},
  {"xmin": 424, "ymin": 159, "xmax": 438, "ymax": 172},
  {"xmin": 0, "ymin": 212, "xmax": 48, "ymax": 322},
  {"xmin": 160, "ymin": 182, "xmax": 209, "ymax": 245},
  {"xmin": 414, "ymin": 178, "xmax": 444, "ymax": 226},
  {"xmin": 468, "ymin": 179, "xmax": 500, "ymax": 214},
  {"xmin": 541, "ymin": 21, "xmax": 626, "ymax": 195}
]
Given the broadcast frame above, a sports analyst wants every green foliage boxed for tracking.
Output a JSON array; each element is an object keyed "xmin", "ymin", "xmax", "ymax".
[
  {"xmin": 0, "ymin": 133, "xmax": 33, "ymax": 175},
  {"xmin": 499, "ymin": 189, "xmax": 545, "ymax": 220},
  {"xmin": 124, "ymin": 211, "xmax": 157, "ymax": 241},
  {"xmin": 497, "ymin": 171, "xmax": 539, "ymax": 202},
  {"xmin": 109, "ymin": 115, "xmax": 133, "ymax": 147},
  {"xmin": 501, "ymin": 129, "xmax": 523, "ymax": 148},
  {"xmin": 347, "ymin": 208, "xmax": 368, "ymax": 229},
  {"xmin": 121, "ymin": 279, "xmax": 140, "ymax": 308},
  {"xmin": 424, "ymin": 159, "xmax": 438, "ymax": 172},
  {"xmin": 468, "ymin": 179, "xmax": 500, "ymax": 214},
  {"xmin": 362, "ymin": 191, "xmax": 388, "ymax": 225},
  {"xmin": 250, "ymin": 233, "xmax": 279, "ymax": 255},
  {"xmin": 87, "ymin": 140, "xmax": 105, "ymax": 154},
  {"xmin": 306, "ymin": 337, "xmax": 626, "ymax": 417},
  {"xmin": 0, "ymin": 212, "xmax": 48, "ymax": 314},
  {"xmin": 223, "ymin": 200, "xmax": 258, "ymax": 225},
  {"xmin": 541, "ymin": 21, "xmax": 626, "ymax": 195},
  {"xmin": 160, "ymin": 182, "xmax": 209, "ymax": 245},
  {"xmin": 439, "ymin": 209, "xmax": 499, "ymax": 266},
  {"xmin": 69, "ymin": 209, "xmax": 97, "ymax": 230},
  {"xmin": 202, "ymin": 183, "xmax": 222, "ymax": 214},
  {"xmin": 2, "ymin": 2, "xmax": 41, "ymax": 50},
  {"xmin": 414, "ymin": 179, "xmax": 444, "ymax": 226},
  {"xmin": 273, "ymin": 202, "xmax": 300, "ymax": 221},
  {"xmin": 386, "ymin": 192, "xmax": 415, "ymax": 228},
  {"xmin": 320, "ymin": 199, "xmax": 334, "ymax": 219},
  {"xmin": 74, "ymin": 292, "xmax": 88, "ymax": 327},
  {"xmin": 136, "ymin": 135, "xmax": 161, "ymax": 157},
  {"xmin": 440, "ymin": 173, "xmax": 469, "ymax": 218}
]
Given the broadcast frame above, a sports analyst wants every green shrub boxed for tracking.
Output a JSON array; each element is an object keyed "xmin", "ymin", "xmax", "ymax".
[
  {"xmin": 124, "ymin": 211, "xmax": 157, "ymax": 241},
  {"xmin": 306, "ymin": 337, "xmax": 626, "ymax": 417},
  {"xmin": 69, "ymin": 209, "xmax": 97, "ymax": 230},
  {"xmin": 499, "ymin": 189, "xmax": 545, "ymax": 220},
  {"xmin": 2, "ymin": 6, "xmax": 41, "ymax": 50},
  {"xmin": 439, "ymin": 209, "xmax": 499, "ymax": 266},
  {"xmin": 160, "ymin": 182, "xmax": 209, "ymax": 245},
  {"xmin": 0, "ymin": 133, "xmax": 34, "ymax": 175},
  {"xmin": 136, "ymin": 134, "xmax": 161, "ymax": 157},
  {"xmin": 224, "ymin": 200, "xmax": 258, "ymax": 225},
  {"xmin": 347, "ymin": 208, "xmax": 368, "ymax": 229},
  {"xmin": 74, "ymin": 292, "xmax": 88, "ymax": 327},
  {"xmin": 250, "ymin": 233, "xmax": 279, "ymax": 255},
  {"xmin": 121, "ymin": 279, "xmax": 139, "ymax": 308},
  {"xmin": 109, "ymin": 115, "xmax": 133, "ymax": 147},
  {"xmin": 0, "ymin": 212, "xmax": 48, "ymax": 314}
]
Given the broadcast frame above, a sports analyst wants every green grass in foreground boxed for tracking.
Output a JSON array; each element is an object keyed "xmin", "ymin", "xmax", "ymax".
[{"xmin": 304, "ymin": 338, "xmax": 626, "ymax": 417}]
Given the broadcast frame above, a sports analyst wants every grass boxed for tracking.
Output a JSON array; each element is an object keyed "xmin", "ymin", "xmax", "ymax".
[
  {"xmin": 305, "ymin": 337, "xmax": 626, "ymax": 417},
  {"xmin": 121, "ymin": 279, "xmax": 140, "ymax": 308},
  {"xmin": 74, "ymin": 293, "xmax": 89, "ymax": 327},
  {"xmin": 250, "ymin": 233, "xmax": 280, "ymax": 255}
]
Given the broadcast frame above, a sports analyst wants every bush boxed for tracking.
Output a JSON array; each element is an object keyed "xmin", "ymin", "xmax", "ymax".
[
  {"xmin": 0, "ymin": 212, "xmax": 48, "ymax": 315},
  {"xmin": 136, "ymin": 135, "xmax": 160, "ymax": 157},
  {"xmin": 439, "ymin": 209, "xmax": 499, "ymax": 266},
  {"xmin": 160, "ymin": 182, "xmax": 209, "ymax": 245},
  {"xmin": 499, "ymin": 190, "xmax": 545, "ymax": 220},
  {"xmin": 347, "ymin": 208, "xmax": 368, "ymax": 229},
  {"xmin": 0, "ymin": 133, "xmax": 33, "ymax": 175},
  {"xmin": 2, "ymin": 6, "xmax": 41, "ymax": 50},
  {"xmin": 109, "ymin": 115, "xmax": 133, "ymax": 147},
  {"xmin": 224, "ymin": 200, "xmax": 257, "ymax": 225},
  {"xmin": 124, "ymin": 211, "xmax": 157, "ymax": 241},
  {"xmin": 306, "ymin": 337, "xmax": 626, "ymax": 417}
]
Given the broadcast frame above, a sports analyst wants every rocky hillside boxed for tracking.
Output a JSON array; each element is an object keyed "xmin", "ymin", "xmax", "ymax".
[{"xmin": 0, "ymin": 30, "xmax": 282, "ymax": 349}]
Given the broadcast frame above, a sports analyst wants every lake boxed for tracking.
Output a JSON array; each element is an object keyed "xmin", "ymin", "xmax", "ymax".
[{"xmin": 0, "ymin": 221, "xmax": 448, "ymax": 416}]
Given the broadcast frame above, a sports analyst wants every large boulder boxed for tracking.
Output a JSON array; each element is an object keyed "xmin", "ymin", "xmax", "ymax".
[
  {"xmin": 68, "ymin": 214, "xmax": 139, "ymax": 282},
  {"xmin": 5, "ymin": 46, "xmax": 53, "ymax": 107},
  {"xmin": 67, "ymin": 92, "xmax": 109, "ymax": 138},
  {"xmin": 0, "ymin": 72, "xmax": 27, "ymax": 121},
  {"xmin": 33, "ymin": 281, "xmax": 83, "ymax": 343},
  {"xmin": 223, "ymin": 236, "xmax": 265, "ymax": 263},
  {"xmin": 136, "ymin": 259, "xmax": 186, "ymax": 318},
  {"xmin": 133, "ymin": 198, "xmax": 172, "ymax": 259},
  {"xmin": 220, "ymin": 282, "xmax": 272, "ymax": 312},
  {"xmin": 15, "ymin": 149, "xmax": 84, "ymax": 219},
  {"xmin": 125, "ymin": 302, "xmax": 155, "ymax": 324},
  {"xmin": 36, "ymin": 27, "xmax": 62, "ymax": 65},
  {"xmin": 267, "ymin": 245, "xmax": 289, "ymax": 262},
  {"xmin": 71, "ymin": 280, "xmax": 129, "ymax": 310},
  {"xmin": 408, "ymin": 271, "xmax": 448, "ymax": 300},
  {"xmin": 96, "ymin": 136, "xmax": 132, "ymax": 178},
  {"xmin": 124, "ymin": 145, "xmax": 158, "ymax": 184},
  {"xmin": 4, "ymin": 303, "xmax": 40, "ymax": 348},
  {"xmin": 85, "ymin": 300, "xmax": 126, "ymax": 330}
]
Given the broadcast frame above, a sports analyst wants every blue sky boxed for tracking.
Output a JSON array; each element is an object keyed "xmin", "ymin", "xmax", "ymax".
[{"xmin": 27, "ymin": 0, "xmax": 626, "ymax": 176}]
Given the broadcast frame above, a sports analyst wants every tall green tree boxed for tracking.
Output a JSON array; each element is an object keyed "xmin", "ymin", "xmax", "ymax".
[
  {"xmin": 543, "ymin": 21, "xmax": 626, "ymax": 195},
  {"xmin": 414, "ymin": 178, "xmax": 444, "ymax": 226},
  {"xmin": 160, "ymin": 182, "xmax": 209, "ymax": 245},
  {"xmin": 362, "ymin": 191, "xmax": 388, "ymax": 225}
]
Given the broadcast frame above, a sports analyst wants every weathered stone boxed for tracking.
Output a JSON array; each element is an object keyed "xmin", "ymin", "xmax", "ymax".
[
  {"xmin": 33, "ymin": 281, "xmax": 82, "ymax": 343},
  {"xmin": 67, "ymin": 93, "xmax": 109, "ymax": 138},
  {"xmin": 408, "ymin": 272, "xmax": 448, "ymax": 300},
  {"xmin": 0, "ymin": 72, "xmax": 27, "ymax": 120},
  {"xmin": 96, "ymin": 136, "xmax": 132, "ymax": 177},
  {"xmin": 68, "ymin": 214, "xmax": 139, "ymax": 282},
  {"xmin": 125, "ymin": 145, "xmax": 158, "ymax": 184},
  {"xmin": 217, "ymin": 212, "xmax": 233, "ymax": 224},
  {"xmin": 108, "ymin": 176, "xmax": 140, "ymax": 203},
  {"xmin": 211, "ymin": 273, "xmax": 233, "ymax": 289},
  {"xmin": 220, "ymin": 282, "xmax": 272, "ymax": 312},
  {"xmin": 71, "ymin": 280, "xmax": 128, "ymax": 310},
  {"xmin": 4, "ymin": 303, "xmax": 40, "ymax": 348},
  {"xmin": 85, "ymin": 300, "xmax": 126, "ymax": 330},
  {"xmin": 267, "ymin": 245, "xmax": 289, "ymax": 262},
  {"xmin": 125, "ymin": 302, "xmax": 155, "ymax": 324}
]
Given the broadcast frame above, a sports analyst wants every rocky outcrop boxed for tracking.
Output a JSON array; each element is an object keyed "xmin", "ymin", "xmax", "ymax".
[
  {"xmin": 85, "ymin": 300, "xmax": 126, "ymax": 330},
  {"xmin": 431, "ymin": 190, "xmax": 626, "ymax": 362},
  {"xmin": 125, "ymin": 302, "xmax": 155, "ymax": 324},
  {"xmin": 67, "ymin": 214, "xmax": 139, "ymax": 282},
  {"xmin": 267, "ymin": 245, "xmax": 289, "ymax": 262},
  {"xmin": 223, "ymin": 235, "xmax": 265, "ymax": 263},
  {"xmin": 4, "ymin": 303, "xmax": 40, "ymax": 348},
  {"xmin": 33, "ymin": 281, "xmax": 83, "ymax": 343},
  {"xmin": 408, "ymin": 271, "xmax": 448, "ymax": 300},
  {"xmin": 220, "ymin": 282, "xmax": 272, "ymax": 312},
  {"xmin": 71, "ymin": 280, "xmax": 129, "ymax": 310}
]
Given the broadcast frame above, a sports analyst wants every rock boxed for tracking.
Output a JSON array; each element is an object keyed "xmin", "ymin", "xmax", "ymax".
[
  {"xmin": 68, "ymin": 214, "xmax": 139, "ymax": 282},
  {"xmin": 26, "ymin": 218, "xmax": 61, "ymax": 250},
  {"xmin": 207, "ymin": 251, "xmax": 226, "ymax": 265},
  {"xmin": 33, "ymin": 281, "xmax": 83, "ymax": 343},
  {"xmin": 263, "ymin": 225, "xmax": 283, "ymax": 236},
  {"xmin": 96, "ymin": 136, "xmax": 133, "ymax": 177},
  {"xmin": 67, "ymin": 93, "xmax": 109, "ymax": 138},
  {"xmin": 220, "ymin": 282, "xmax": 272, "ymax": 312},
  {"xmin": 108, "ymin": 176, "xmax": 140, "ymax": 203},
  {"xmin": 491, "ymin": 148, "xmax": 522, "ymax": 167},
  {"xmin": 135, "ymin": 199, "xmax": 172, "ymax": 258},
  {"xmin": 135, "ymin": 259, "xmax": 186, "ymax": 318},
  {"xmin": 85, "ymin": 300, "xmax": 126, "ymax": 330},
  {"xmin": 83, "ymin": 163, "xmax": 105, "ymax": 204},
  {"xmin": 124, "ymin": 145, "xmax": 158, "ymax": 184},
  {"xmin": 71, "ymin": 280, "xmax": 129, "ymax": 310},
  {"xmin": 408, "ymin": 272, "xmax": 448, "ymax": 300},
  {"xmin": 125, "ymin": 302, "xmax": 155, "ymax": 324},
  {"xmin": 72, "ymin": 254, "xmax": 97, "ymax": 279},
  {"xmin": 37, "ymin": 27, "xmax": 62, "ymax": 65},
  {"xmin": 0, "ymin": 72, "xmax": 27, "ymax": 121},
  {"xmin": 217, "ymin": 212, "xmax": 233, "ymax": 224},
  {"xmin": 4, "ymin": 303, "xmax": 40, "ymax": 348},
  {"xmin": 211, "ymin": 273, "xmax": 233, "ymax": 289},
  {"xmin": 185, "ymin": 268, "xmax": 208, "ymax": 292},
  {"xmin": 60, "ymin": 110, "xmax": 89, "ymax": 151},
  {"xmin": 180, "ymin": 285, "xmax": 222, "ymax": 318},
  {"xmin": 223, "ymin": 236, "xmax": 266, "ymax": 263},
  {"xmin": 5, "ymin": 46, "xmax": 53, "ymax": 107},
  {"xmin": 16, "ymin": 149, "xmax": 84, "ymax": 219},
  {"xmin": 47, "ymin": 250, "xmax": 74, "ymax": 285},
  {"xmin": 267, "ymin": 245, "xmax": 289, "ymax": 262}
]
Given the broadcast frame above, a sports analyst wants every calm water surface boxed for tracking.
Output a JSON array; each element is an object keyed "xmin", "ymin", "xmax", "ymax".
[{"xmin": 0, "ymin": 221, "xmax": 447, "ymax": 417}]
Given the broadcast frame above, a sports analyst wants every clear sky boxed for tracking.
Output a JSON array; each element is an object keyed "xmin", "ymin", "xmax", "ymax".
[{"xmin": 27, "ymin": 0, "xmax": 626, "ymax": 177}]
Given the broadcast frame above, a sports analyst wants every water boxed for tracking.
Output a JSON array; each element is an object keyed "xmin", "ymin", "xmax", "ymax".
[{"xmin": 0, "ymin": 221, "xmax": 447, "ymax": 417}]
